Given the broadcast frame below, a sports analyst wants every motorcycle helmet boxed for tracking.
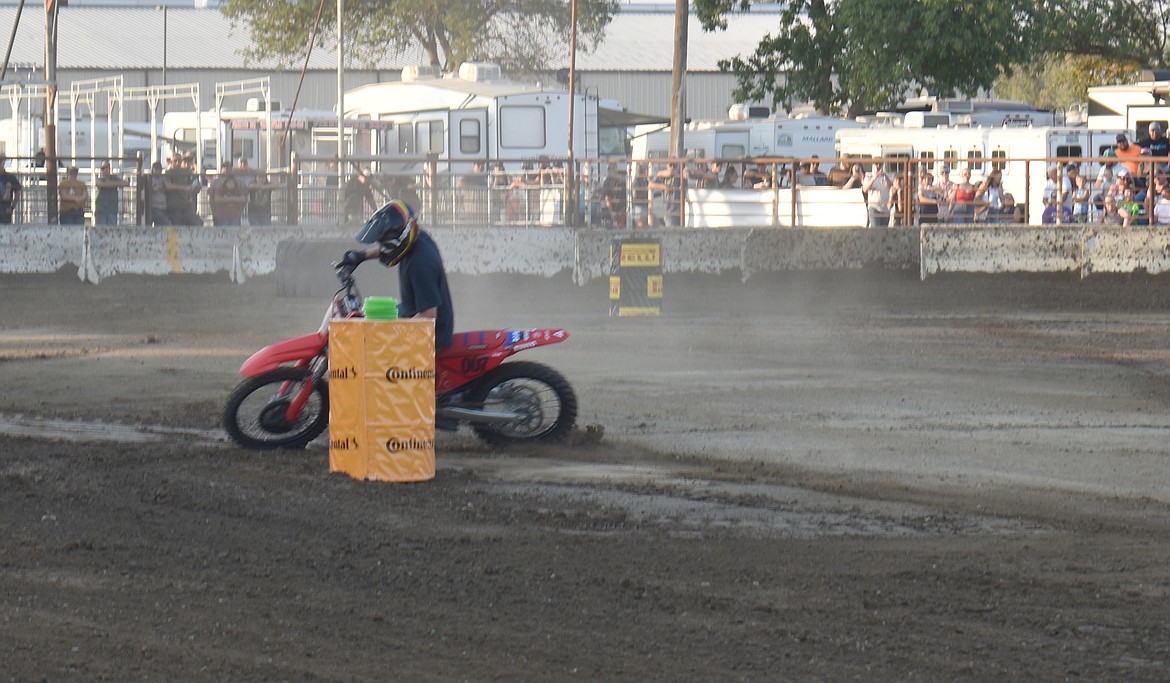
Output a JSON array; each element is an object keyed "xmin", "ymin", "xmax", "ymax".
[{"xmin": 357, "ymin": 200, "xmax": 417, "ymax": 266}]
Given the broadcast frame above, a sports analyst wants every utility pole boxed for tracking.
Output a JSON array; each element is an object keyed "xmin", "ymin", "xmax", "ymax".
[
  {"xmin": 565, "ymin": 0, "xmax": 578, "ymax": 226},
  {"xmin": 44, "ymin": 0, "xmax": 58, "ymax": 224},
  {"xmin": 668, "ymin": 0, "xmax": 688, "ymax": 159}
]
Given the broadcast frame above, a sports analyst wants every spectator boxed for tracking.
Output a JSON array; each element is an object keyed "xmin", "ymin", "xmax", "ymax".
[
  {"xmin": 210, "ymin": 175, "xmax": 248, "ymax": 226},
  {"xmin": 916, "ymin": 172, "xmax": 940, "ymax": 224},
  {"xmin": 630, "ymin": 163, "xmax": 650, "ymax": 228},
  {"xmin": 164, "ymin": 156, "xmax": 200, "ymax": 225},
  {"xmin": 842, "ymin": 163, "xmax": 865, "ymax": 190},
  {"xmin": 1041, "ymin": 197, "xmax": 1073, "ymax": 225},
  {"xmin": 456, "ymin": 160, "xmax": 488, "ymax": 220},
  {"xmin": 718, "ymin": 164, "xmax": 740, "ymax": 189},
  {"xmin": 685, "ymin": 161, "xmax": 717, "ymax": 189},
  {"xmin": 487, "ymin": 162, "xmax": 509, "ymax": 222},
  {"xmin": 1136, "ymin": 122, "xmax": 1169, "ymax": 172},
  {"xmin": 601, "ymin": 164, "xmax": 628, "ymax": 227},
  {"xmin": 649, "ymin": 162, "xmax": 683, "ymax": 227},
  {"xmin": 1154, "ymin": 185, "xmax": 1170, "ymax": 226},
  {"xmin": 94, "ymin": 161, "xmax": 129, "ymax": 225},
  {"xmin": 862, "ymin": 164, "xmax": 893, "ymax": 228},
  {"xmin": 1071, "ymin": 173, "xmax": 1092, "ymax": 223},
  {"xmin": 1114, "ymin": 134, "xmax": 1143, "ymax": 179},
  {"xmin": 508, "ymin": 161, "xmax": 540, "ymax": 222},
  {"xmin": 247, "ymin": 171, "xmax": 280, "ymax": 226},
  {"xmin": 977, "ymin": 169, "xmax": 1008, "ymax": 223},
  {"xmin": 58, "ymin": 165, "xmax": 88, "ymax": 225},
  {"xmin": 887, "ymin": 173, "xmax": 906, "ymax": 226},
  {"xmin": 1099, "ymin": 195, "xmax": 1131, "ymax": 227},
  {"xmin": 827, "ymin": 158, "xmax": 852, "ymax": 187},
  {"xmin": 234, "ymin": 156, "xmax": 256, "ymax": 189},
  {"xmin": 948, "ymin": 166, "xmax": 983, "ymax": 224},
  {"xmin": 802, "ymin": 157, "xmax": 828, "ymax": 186},
  {"xmin": 343, "ymin": 168, "xmax": 379, "ymax": 222},
  {"xmin": 741, "ymin": 161, "xmax": 767, "ymax": 188},
  {"xmin": 0, "ymin": 153, "xmax": 22, "ymax": 224},
  {"xmin": 1118, "ymin": 186, "xmax": 1146, "ymax": 225},
  {"xmin": 146, "ymin": 161, "xmax": 171, "ymax": 226},
  {"xmin": 933, "ymin": 163, "xmax": 955, "ymax": 222}
]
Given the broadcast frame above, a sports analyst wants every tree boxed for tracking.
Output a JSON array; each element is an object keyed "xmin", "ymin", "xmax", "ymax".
[
  {"xmin": 695, "ymin": 0, "xmax": 1039, "ymax": 118},
  {"xmin": 219, "ymin": 0, "xmax": 619, "ymax": 76}
]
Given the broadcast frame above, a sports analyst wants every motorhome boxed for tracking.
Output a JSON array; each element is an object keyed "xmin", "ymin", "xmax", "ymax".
[
  {"xmin": 0, "ymin": 115, "xmax": 156, "ymax": 169},
  {"xmin": 629, "ymin": 106, "xmax": 868, "ymax": 161},
  {"xmin": 342, "ymin": 62, "xmax": 655, "ymax": 173},
  {"xmin": 1086, "ymin": 72, "xmax": 1170, "ymax": 138},
  {"xmin": 835, "ymin": 124, "xmax": 1125, "ymax": 225}
]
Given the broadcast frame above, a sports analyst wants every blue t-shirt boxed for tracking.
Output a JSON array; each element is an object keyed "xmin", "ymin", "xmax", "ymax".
[{"xmin": 398, "ymin": 230, "xmax": 454, "ymax": 351}]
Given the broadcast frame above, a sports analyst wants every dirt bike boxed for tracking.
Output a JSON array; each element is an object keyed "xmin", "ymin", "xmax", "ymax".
[{"xmin": 223, "ymin": 263, "xmax": 578, "ymax": 450}]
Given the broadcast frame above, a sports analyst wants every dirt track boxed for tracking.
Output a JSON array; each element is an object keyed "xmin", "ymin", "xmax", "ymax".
[{"xmin": 3, "ymin": 267, "xmax": 1170, "ymax": 682}]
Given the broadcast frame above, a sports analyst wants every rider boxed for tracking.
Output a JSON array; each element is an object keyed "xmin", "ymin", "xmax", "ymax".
[{"xmin": 340, "ymin": 200, "xmax": 454, "ymax": 352}]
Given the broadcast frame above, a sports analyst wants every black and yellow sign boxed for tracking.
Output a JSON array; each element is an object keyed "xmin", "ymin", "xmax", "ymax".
[{"xmin": 609, "ymin": 239, "xmax": 662, "ymax": 316}]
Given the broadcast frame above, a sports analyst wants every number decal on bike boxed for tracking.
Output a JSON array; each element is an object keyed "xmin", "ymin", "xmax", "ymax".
[{"xmin": 461, "ymin": 356, "xmax": 489, "ymax": 373}]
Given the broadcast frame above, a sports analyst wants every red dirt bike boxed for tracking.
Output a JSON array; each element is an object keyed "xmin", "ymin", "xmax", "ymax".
[{"xmin": 223, "ymin": 263, "xmax": 578, "ymax": 450}]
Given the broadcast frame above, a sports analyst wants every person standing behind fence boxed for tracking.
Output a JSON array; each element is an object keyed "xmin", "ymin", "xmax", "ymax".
[
  {"xmin": 649, "ymin": 162, "xmax": 683, "ymax": 227},
  {"xmin": 146, "ymin": 161, "xmax": 171, "ymax": 225},
  {"xmin": 631, "ymin": 163, "xmax": 650, "ymax": 228},
  {"xmin": 0, "ymin": 154, "xmax": 22, "ymax": 224},
  {"xmin": 94, "ymin": 161, "xmax": 129, "ymax": 225},
  {"xmin": 58, "ymin": 165, "xmax": 88, "ymax": 225},
  {"xmin": 862, "ymin": 165, "xmax": 892, "ymax": 228},
  {"xmin": 165, "ymin": 157, "xmax": 200, "ymax": 226},
  {"xmin": 916, "ymin": 172, "xmax": 939, "ymax": 224},
  {"xmin": 343, "ymin": 168, "xmax": 378, "ymax": 222},
  {"xmin": 210, "ymin": 175, "xmax": 248, "ymax": 227},
  {"xmin": 247, "ymin": 171, "xmax": 279, "ymax": 226}
]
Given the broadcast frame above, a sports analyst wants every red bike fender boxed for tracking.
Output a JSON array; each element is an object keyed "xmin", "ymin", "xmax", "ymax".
[{"xmin": 239, "ymin": 332, "xmax": 327, "ymax": 376}]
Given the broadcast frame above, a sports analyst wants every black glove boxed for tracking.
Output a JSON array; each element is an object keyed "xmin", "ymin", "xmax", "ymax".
[{"xmin": 340, "ymin": 250, "xmax": 366, "ymax": 268}]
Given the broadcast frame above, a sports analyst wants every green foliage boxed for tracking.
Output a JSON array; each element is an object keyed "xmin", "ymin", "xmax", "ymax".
[
  {"xmin": 695, "ymin": 0, "xmax": 1040, "ymax": 117},
  {"xmin": 219, "ymin": 0, "xmax": 618, "ymax": 75}
]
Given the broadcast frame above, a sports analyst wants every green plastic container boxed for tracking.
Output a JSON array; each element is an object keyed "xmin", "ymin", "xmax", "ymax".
[{"xmin": 363, "ymin": 296, "xmax": 399, "ymax": 320}]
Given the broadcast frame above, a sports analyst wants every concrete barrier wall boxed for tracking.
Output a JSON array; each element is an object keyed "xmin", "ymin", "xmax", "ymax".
[
  {"xmin": 920, "ymin": 226, "xmax": 1083, "ymax": 279},
  {"xmin": 6, "ymin": 222, "xmax": 1170, "ymax": 286}
]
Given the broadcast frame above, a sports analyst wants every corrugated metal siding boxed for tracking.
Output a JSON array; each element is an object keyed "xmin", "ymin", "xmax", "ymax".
[
  {"xmin": 0, "ymin": 7, "xmax": 781, "ymax": 120},
  {"xmin": 580, "ymin": 72, "xmax": 751, "ymax": 121}
]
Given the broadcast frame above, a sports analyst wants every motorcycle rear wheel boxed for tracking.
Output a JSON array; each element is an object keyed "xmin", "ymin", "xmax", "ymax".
[
  {"xmin": 465, "ymin": 361, "xmax": 577, "ymax": 447},
  {"xmin": 223, "ymin": 367, "xmax": 329, "ymax": 450}
]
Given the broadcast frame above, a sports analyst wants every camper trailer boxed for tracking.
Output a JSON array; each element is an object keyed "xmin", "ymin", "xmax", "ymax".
[
  {"xmin": 836, "ymin": 125, "xmax": 1125, "ymax": 225},
  {"xmin": 629, "ymin": 108, "xmax": 868, "ymax": 162},
  {"xmin": 1086, "ymin": 73, "xmax": 1170, "ymax": 139},
  {"xmin": 0, "ymin": 115, "xmax": 156, "ymax": 169},
  {"xmin": 342, "ymin": 62, "xmax": 651, "ymax": 174}
]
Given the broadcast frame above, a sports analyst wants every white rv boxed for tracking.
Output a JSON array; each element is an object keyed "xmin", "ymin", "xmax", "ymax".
[
  {"xmin": 836, "ymin": 125, "xmax": 1125, "ymax": 224},
  {"xmin": 0, "ymin": 115, "xmax": 157, "ymax": 169},
  {"xmin": 342, "ymin": 62, "xmax": 647, "ymax": 173},
  {"xmin": 629, "ymin": 107, "xmax": 868, "ymax": 162},
  {"xmin": 1086, "ymin": 73, "xmax": 1170, "ymax": 139}
]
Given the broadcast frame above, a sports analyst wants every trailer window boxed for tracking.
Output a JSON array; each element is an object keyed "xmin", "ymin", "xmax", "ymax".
[
  {"xmin": 459, "ymin": 119, "xmax": 481, "ymax": 154},
  {"xmin": 398, "ymin": 123, "xmax": 413, "ymax": 154},
  {"xmin": 990, "ymin": 149, "xmax": 1007, "ymax": 172},
  {"xmin": 966, "ymin": 147, "xmax": 983, "ymax": 171},
  {"xmin": 1055, "ymin": 144, "xmax": 1082, "ymax": 159},
  {"xmin": 417, "ymin": 121, "xmax": 445, "ymax": 155},
  {"xmin": 499, "ymin": 106, "xmax": 546, "ymax": 149},
  {"xmin": 917, "ymin": 151, "xmax": 934, "ymax": 173},
  {"xmin": 721, "ymin": 144, "xmax": 746, "ymax": 158}
]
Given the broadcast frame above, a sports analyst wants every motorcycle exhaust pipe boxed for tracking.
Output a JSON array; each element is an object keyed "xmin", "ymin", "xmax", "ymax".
[{"xmin": 438, "ymin": 407, "xmax": 524, "ymax": 425}]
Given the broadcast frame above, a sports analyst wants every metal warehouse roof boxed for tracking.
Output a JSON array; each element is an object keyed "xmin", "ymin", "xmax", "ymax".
[{"xmin": 0, "ymin": 6, "xmax": 778, "ymax": 73}]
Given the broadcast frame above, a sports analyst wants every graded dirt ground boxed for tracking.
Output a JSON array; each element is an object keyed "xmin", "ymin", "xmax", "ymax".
[{"xmin": 2, "ymin": 267, "xmax": 1170, "ymax": 682}]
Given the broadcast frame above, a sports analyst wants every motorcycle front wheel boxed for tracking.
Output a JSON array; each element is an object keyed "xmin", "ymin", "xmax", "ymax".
[
  {"xmin": 223, "ymin": 367, "xmax": 328, "ymax": 450},
  {"xmin": 465, "ymin": 361, "xmax": 578, "ymax": 447}
]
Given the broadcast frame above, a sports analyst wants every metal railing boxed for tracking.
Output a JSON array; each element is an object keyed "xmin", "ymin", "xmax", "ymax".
[{"xmin": 0, "ymin": 153, "xmax": 1160, "ymax": 228}]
